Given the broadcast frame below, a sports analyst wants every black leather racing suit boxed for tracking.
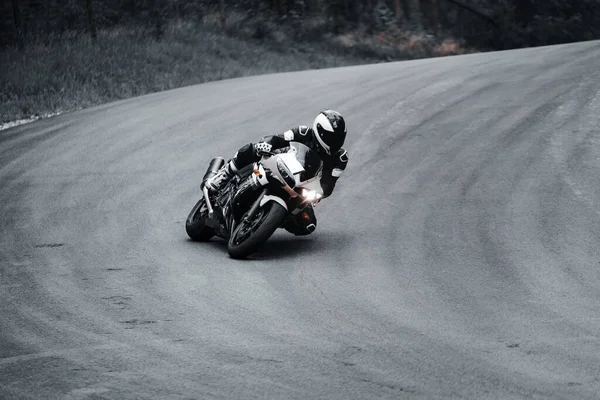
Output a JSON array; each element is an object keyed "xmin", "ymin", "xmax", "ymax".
[{"xmin": 230, "ymin": 125, "xmax": 349, "ymax": 235}]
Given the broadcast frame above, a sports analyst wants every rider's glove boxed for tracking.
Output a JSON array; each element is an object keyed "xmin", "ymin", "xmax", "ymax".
[{"xmin": 254, "ymin": 142, "xmax": 273, "ymax": 156}]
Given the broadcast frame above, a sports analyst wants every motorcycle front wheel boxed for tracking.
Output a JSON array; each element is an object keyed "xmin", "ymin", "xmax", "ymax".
[
  {"xmin": 227, "ymin": 201, "xmax": 287, "ymax": 259},
  {"xmin": 185, "ymin": 198, "xmax": 216, "ymax": 241}
]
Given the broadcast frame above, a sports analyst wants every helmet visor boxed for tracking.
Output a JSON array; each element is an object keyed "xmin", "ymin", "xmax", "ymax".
[
  {"xmin": 329, "ymin": 130, "xmax": 346, "ymax": 153},
  {"xmin": 317, "ymin": 125, "xmax": 346, "ymax": 154}
]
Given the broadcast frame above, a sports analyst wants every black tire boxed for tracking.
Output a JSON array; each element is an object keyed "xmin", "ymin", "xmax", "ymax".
[
  {"xmin": 227, "ymin": 201, "xmax": 287, "ymax": 259},
  {"xmin": 185, "ymin": 198, "xmax": 216, "ymax": 241}
]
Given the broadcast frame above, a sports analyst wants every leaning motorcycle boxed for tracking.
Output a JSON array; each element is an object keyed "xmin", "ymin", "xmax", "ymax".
[{"xmin": 185, "ymin": 141, "xmax": 324, "ymax": 259}]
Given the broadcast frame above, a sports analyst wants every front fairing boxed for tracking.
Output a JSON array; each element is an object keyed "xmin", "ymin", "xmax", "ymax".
[{"xmin": 288, "ymin": 142, "xmax": 324, "ymax": 185}]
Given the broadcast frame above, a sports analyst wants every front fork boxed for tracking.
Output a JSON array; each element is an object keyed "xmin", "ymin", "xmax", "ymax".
[
  {"xmin": 229, "ymin": 188, "xmax": 267, "ymax": 235},
  {"xmin": 245, "ymin": 188, "xmax": 267, "ymax": 220},
  {"xmin": 203, "ymin": 184, "xmax": 268, "ymax": 236},
  {"xmin": 202, "ymin": 186, "xmax": 215, "ymax": 219}
]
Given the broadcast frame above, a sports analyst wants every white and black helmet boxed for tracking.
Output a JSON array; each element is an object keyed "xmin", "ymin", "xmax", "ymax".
[{"xmin": 312, "ymin": 110, "xmax": 347, "ymax": 155}]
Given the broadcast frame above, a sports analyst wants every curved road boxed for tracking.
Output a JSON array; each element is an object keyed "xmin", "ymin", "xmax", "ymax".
[{"xmin": 1, "ymin": 41, "xmax": 600, "ymax": 399}]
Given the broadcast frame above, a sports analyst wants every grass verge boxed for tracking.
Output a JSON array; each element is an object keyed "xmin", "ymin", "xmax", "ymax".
[{"xmin": 0, "ymin": 18, "xmax": 473, "ymax": 124}]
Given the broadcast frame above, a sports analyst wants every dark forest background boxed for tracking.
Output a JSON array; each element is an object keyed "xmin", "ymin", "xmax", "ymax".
[
  {"xmin": 2, "ymin": 0, "xmax": 599, "ymax": 50},
  {"xmin": 1, "ymin": 1, "xmax": 599, "ymax": 124}
]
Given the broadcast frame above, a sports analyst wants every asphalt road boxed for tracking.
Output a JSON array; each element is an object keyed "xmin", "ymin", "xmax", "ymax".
[{"xmin": 1, "ymin": 40, "xmax": 600, "ymax": 399}]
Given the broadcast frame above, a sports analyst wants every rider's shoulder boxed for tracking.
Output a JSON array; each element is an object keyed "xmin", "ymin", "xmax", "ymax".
[
  {"xmin": 283, "ymin": 125, "xmax": 312, "ymax": 141},
  {"xmin": 296, "ymin": 125, "xmax": 312, "ymax": 136}
]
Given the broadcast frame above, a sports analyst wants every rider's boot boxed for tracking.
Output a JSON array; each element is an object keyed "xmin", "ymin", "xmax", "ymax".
[{"xmin": 205, "ymin": 160, "xmax": 238, "ymax": 193}]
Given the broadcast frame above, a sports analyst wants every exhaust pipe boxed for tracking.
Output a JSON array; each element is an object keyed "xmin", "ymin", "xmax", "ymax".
[{"xmin": 202, "ymin": 157, "xmax": 225, "ymax": 184}]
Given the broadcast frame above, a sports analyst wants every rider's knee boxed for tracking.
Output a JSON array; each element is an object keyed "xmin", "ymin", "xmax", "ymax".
[{"xmin": 234, "ymin": 143, "xmax": 256, "ymax": 167}]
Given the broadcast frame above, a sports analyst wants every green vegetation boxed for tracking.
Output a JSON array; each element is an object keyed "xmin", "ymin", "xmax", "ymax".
[
  {"xmin": 1, "ymin": 0, "xmax": 598, "ymax": 124},
  {"xmin": 0, "ymin": 16, "xmax": 469, "ymax": 124}
]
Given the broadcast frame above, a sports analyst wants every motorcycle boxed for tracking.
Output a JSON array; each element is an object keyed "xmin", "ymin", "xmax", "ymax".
[{"xmin": 185, "ymin": 141, "xmax": 324, "ymax": 259}]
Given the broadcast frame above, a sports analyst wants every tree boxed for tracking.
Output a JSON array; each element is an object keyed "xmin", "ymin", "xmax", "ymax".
[
  {"xmin": 122, "ymin": 0, "xmax": 137, "ymax": 18},
  {"xmin": 152, "ymin": 0, "xmax": 164, "ymax": 39},
  {"xmin": 407, "ymin": 0, "xmax": 422, "ymax": 27},
  {"xmin": 220, "ymin": 0, "xmax": 225, "ymax": 27},
  {"xmin": 393, "ymin": 0, "xmax": 404, "ymax": 21},
  {"xmin": 86, "ymin": 0, "xmax": 97, "ymax": 40},
  {"xmin": 442, "ymin": 0, "xmax": 499, "ymax": 29},
  {"xmin": 11, "ymin": 0, "xmax": 24, "ymax": 49},
  {"xmin": 514, "ymin": 0, "xmax": 534, "ymax": 24},
  {"xmin": 1, "ymin": 0, "xmax": 598, "ymax": 50},
  {"xmin": 425, "ymin": 0, "xmax": 440, "ymax": 32}
]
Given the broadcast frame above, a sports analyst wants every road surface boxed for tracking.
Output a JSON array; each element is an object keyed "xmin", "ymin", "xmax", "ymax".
[{"xmin": 1, "ymin": 40, "xmax": 600, "ymax": 399}]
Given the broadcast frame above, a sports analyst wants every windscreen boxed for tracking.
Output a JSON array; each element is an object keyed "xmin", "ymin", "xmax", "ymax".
[{"xmin": 289, "ymin": 142, "xmax": 323, "ymax": 183}]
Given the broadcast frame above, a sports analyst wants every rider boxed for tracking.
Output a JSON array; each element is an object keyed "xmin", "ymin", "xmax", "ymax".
[{"xmin": 205, "ymin": 109, "xmax": 349, "ymax": 235}]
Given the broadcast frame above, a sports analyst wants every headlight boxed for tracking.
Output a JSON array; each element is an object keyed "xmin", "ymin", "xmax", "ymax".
[
  {"xmin": 276, "ymin": 159, "xmax": 296, "ymax": 188},
  {"xmin": 302, "ymin": 189, "xmax": 322, "ymax": 201}
]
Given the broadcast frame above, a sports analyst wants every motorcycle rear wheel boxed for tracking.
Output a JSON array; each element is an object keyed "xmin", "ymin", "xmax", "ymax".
[
  {"xmin": 185, "ymin": 198, "xmax": 216, "ymax": 241},
  {"xmin": 227, "ymin": 201, "xmax": 287, "ymax": 259}
]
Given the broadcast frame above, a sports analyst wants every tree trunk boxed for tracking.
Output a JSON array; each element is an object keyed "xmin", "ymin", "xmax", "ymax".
[
  {"xmin": 272, "ymin": 0, "xmax": 284, "ymax": 17},
  {"xmin": 427, "ymin": 0, "xmax": 440, "ymax": 32},
  {"xmin": 122, "ymin": 0, "xmax": 136, "ymax": 17},
  {"xmin": 394, "ymin": 0, "xmax": 402, "ymax": 21},
  {"xmin": 514, "ymin": 0, "xmax": 534, "ymax": 25},
  {"xmin": 333, "ymin": 13, "xmax": 341, "ymax": 34},
  {"xmin": 433, "ymin": 0, "xmax": 440, "ymax": 30},
  {"xmin": 407, "ymin": 0, "xmax": 421, "ymax": 28},
  {"xmin": 345, "ymin": 0, "xmax": 359, "ymax": 23},
  {"xmin": 86, "ymin": 0, "xmax": 97, "ymax": 40},
  {"xmin": 12, "ymin": 0, "xmax": 24, "ymax": 49},
  {"xmin": 305, "ymin": 0, "xmax": 312, "ymax": 14},
  {"xmin": 442, "ymin": 0, "xmax": 499, "ymax": 29},
  {"xmin": 220, "ymin": 0, "xmax": 226, "ymax": 27},
  {"xmin": 294, "ymin": 0, "xmax": 306, "ymax": 17},
  {"xmin": 152, "ymin": 0, "xmax": 164, "ymax": 39},
  {"xmin": 401, "ymin": 0, "xmax": 410, "ymax": 22},
  {"xmin": 344, "ymin": 0, "xmax": 350, "ymax": 21}
]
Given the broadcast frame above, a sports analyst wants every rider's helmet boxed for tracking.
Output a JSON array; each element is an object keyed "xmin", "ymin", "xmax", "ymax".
[{"xmin": 312, "ymin": 110, "xmax": 347, "ymax": 155}]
